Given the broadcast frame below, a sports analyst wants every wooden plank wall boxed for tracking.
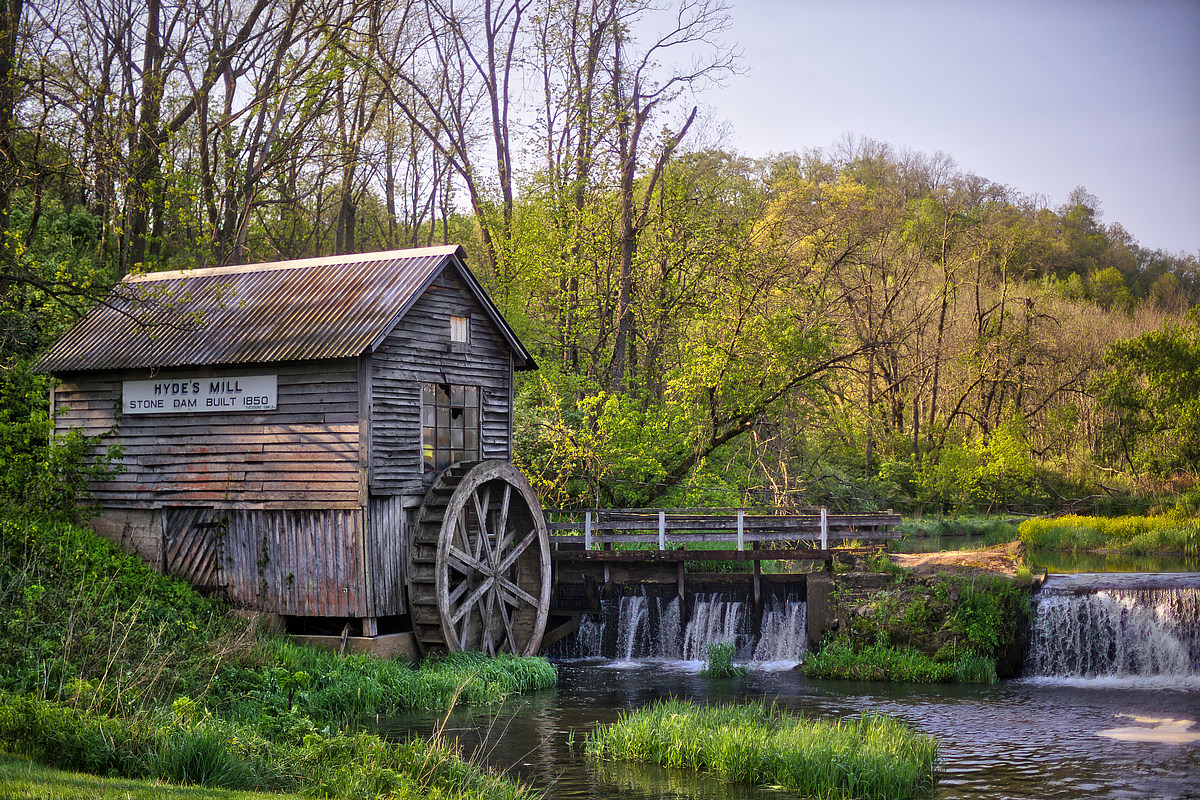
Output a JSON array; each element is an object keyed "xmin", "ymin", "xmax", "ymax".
[
  {"xmin": 369, "ymin": 270, "xmax": 514, "ymax": 493},
  {"xmin": 367, "ymin": 495, "xmax": 408, "ymax": 616},
  {"xmin": 223, "ymin": 509, "xmax": 367, "ymax": 617},
  {"xmin": 162, "ymin": 507, "xmax": 221, "ymax": 591},
  {"xmin": 53, "ymin": 362, "xmax": 363, "ymax": 509}
]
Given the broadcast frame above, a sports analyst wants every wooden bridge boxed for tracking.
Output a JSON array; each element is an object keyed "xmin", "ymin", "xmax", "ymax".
[
  {"xmin": 541, "ymin": 507, "xmax": 902, "ymax": 650},
  {"xmin": 547, "ymin": 507, "xmax": 902, "ymax": 562}
]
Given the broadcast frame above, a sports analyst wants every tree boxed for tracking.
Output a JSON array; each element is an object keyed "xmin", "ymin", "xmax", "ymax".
[{"xmin": 1093, "ymin": 319, "xmax": 1200, "ymax": 477}]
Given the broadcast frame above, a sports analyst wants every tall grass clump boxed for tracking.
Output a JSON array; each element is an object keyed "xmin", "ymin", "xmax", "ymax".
[
  {"xmin": 0, "ymin": 692, "xmax": 534, "ymax": 799},
  {"xmin": 585, "ymin": 698, "xmax": 937, "ymax": 800},
  {"xmin": 210, "ymin": 642, "xmax": 557, "ymax": 730},
  {"xmin": 897, "ymin": 516, "xmax": 1020, "ymax": 546},
  {"xmin": 699, "ymin": 642, "xmax": 747, "ymax": 677},
  {"xmin": 1019, "ymin": 514, "xmax": 1200, "ymax": 555}
]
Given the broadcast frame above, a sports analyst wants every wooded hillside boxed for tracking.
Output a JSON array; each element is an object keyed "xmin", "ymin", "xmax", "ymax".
[{"xmin": 3, "ymin": 0, "xmax": 1198, "ymax": 515}]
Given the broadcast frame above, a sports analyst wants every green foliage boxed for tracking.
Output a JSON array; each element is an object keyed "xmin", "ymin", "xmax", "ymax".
[
  {"xmin": 916, "ymin": 419, "xmax": 1043, "ymax": 512},
  {"xmin": 0, "ymin": 693, "xmax": 533, "ymax": 800},
  {"xmin": 699, "ymin": 642, "xmax": 747, "ymax": 677},
  {"xmin": 804, "ymin": 638, "xmax": 948, "ymax": 682},
  {"xmin": 804, "ymin": 637, "xmax": 997, "ymax": 685},
  {"xmin": 0, "ymin": 751, "xmax": 300, "ymax": 800},
  {"xmin": 0, "ymin": 358, "xmax": 122, "ymax": 519},
  {"xmin": 814, "ymin": 570, "xmax": 1029, "ymax": 683},
  {"xmin": 1019, "ymin": 514, "xmax": 1200, "ymax": 556},
  {"xmin": 585, "ymin": 698, "xmax": 938, "ymax": 800},
  {"xmin": 897, "ymin": 516, "xmax": 1021, "ymax": 546},
  {"xmin": 0, "ymin": 512, "xmax": 233, "ymax": 710},
  {"xmin": 1093, "ymin": 319, "xmax": 1200, "ymax": 477},
  {"xmin": 0, "ymin": 509, "xmax": 553, "ymax": 798}
]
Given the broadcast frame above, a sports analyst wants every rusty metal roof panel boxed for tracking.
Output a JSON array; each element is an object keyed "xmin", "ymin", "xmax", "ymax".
[{"xmin": 35, "ymin": 245, "xmax": 533, "ymax": 373}]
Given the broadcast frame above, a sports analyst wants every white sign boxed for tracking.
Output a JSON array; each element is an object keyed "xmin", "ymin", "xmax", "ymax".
[{"xmin": 123, "ymin": 375, "xmax": 278, "ymax": 414}]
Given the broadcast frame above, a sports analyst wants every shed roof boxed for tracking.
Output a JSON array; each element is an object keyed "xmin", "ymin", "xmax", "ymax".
[{"xmin": 35, "ymin": 245, "xmax": 536, "ymax": 373}]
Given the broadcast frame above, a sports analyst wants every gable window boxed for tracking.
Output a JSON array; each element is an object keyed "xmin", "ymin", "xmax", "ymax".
[
  {"xmin": 450, "ymin": 315, "xmax": 470, "ymax": 343},
  {"xmin": 422, "ymin": 382, "xmax": 479, "ymax": 472}
]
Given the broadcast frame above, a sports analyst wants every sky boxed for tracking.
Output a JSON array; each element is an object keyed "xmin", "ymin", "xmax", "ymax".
[{"xmin": 683, "ymin": 0, "xmax": 1200, "ymax": 256}]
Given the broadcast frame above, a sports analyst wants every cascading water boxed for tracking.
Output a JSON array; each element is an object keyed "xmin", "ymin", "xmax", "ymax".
[
  {"xmin": 1025, "ymin": 573, "xmax": 1200, "ymax": 684},
  {"xmin": 550, "ymin": 590, "xmax": 807, "ymax": 666}
]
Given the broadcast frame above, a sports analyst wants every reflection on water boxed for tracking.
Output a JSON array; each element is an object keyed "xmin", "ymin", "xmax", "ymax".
[
  {"xmin": 1032, "ymin": 550, "xmax": 1200, "ymax": 574},
  {"xmin": 1097, "ymin": 715, "xmax": 1200, "ymax": 744},
  {"xmin": 377, "ymin": 663, "xmax": 1200, "ymax": 800},
  {"xmin": 896, "ymin": 535, "xmax": 1200, "ymax": 574}
]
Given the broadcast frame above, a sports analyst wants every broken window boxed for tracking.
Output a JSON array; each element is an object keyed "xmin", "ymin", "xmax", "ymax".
[{"xmin": 422, "ymin": 383, "xmax": 479, "ymax": 472}]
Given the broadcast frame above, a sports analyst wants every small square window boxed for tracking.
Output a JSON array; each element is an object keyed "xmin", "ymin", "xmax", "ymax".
[{"xmin": 450, "ymin": 315, "xmax": 470, "ymax": 343}]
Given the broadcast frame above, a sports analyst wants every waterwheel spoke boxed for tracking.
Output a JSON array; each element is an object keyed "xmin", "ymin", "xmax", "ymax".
[
  {"xmin": 473, "ymin": 489, "xmax": 497, "ymax": 566},
  {"xmin": 496, "ymin": 574, "xmax": 539, "ymax": 608},
  {"xmin": 495, "ymin": 592, "xmax": 517, "ymax": 652},
  {"xmin": 447, "ymin": 544, "xmax": 489, "ymax": 576},
  {"xmin": 497, "ymin": 529, "xmax": 538, "ymax": 574},
  {"xmin": 450, "ymin": 576, "xmax": 495, "ymax": 625},
  {"xmin": 446, "ymin": 575, "xmax": 472, "ymax": 610},
  {"xmin": 494, "ymin": 484, "xmax": 514, "ymax": 553}
]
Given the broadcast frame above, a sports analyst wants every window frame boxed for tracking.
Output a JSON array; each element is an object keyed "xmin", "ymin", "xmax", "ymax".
[{"xmin": 421, "ymin": 382, "xmax": 480, "ymax": 473}]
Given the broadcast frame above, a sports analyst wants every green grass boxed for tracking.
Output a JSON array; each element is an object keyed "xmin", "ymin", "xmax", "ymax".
[
  {"xmin": 803, "ymin": 639, "xmax": 997, "ymax": 684},
  {"xmin": 0, "ymin": 509, "xmax": 552, "ymax": 799},
  {"xmin": 585, "ymin": 698, "xmax": 938, "ymax": 800},
  {"xmin": 698, "ymin": 642, "xmax": 747, "ymax": 677},
  {"xmin": 1018, "ymin": 514, "xmax": 1200, "ymax": 555},
  {"xmin": 897, "ymin": 516, "xmax": 1020, "ymax": 546},
  {"xmin": 0, "ymin": 751, "xmax": 302, "ymax": 800}
]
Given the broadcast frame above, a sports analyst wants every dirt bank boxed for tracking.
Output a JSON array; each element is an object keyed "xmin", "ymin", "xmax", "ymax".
[{"xmin": 889, "ymin": 540, "xmax": 1027, "ymax": 578}]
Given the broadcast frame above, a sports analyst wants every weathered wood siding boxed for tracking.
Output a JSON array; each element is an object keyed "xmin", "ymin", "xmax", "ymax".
[
  {"xmin": 52, "ymin": 362, "xmax": 364, "ymax": 509},
  {"xmin": 366, "ymin": 495, "xmax": 410, "ymax": 616},
  {"xmin": 222, "ymin": 509, "xmax": 368, "ymax": 617},
  {"xmin": 163, "ymin": 507, "xmax": 222, "ymax": 591},
  {"xmin": 369, "ymin": 270, "xmax": 514, "ymax": 493}
]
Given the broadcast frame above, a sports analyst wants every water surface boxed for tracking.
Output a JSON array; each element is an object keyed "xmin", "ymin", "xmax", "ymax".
[{"xmin": 380, "ymin": 663, "xmax": 1200, "ymax": 800}]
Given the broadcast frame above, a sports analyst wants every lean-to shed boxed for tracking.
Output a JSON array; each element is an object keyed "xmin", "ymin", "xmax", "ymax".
[{"xmin": 36, "ymin": 246, "xmax": 544, "ymax": 648}]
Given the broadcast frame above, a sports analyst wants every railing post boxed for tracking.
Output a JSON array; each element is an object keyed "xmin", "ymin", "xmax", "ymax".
[
  {"xmin": 737, "ymin": 509, "xmax": 744, "ymax": 551},
  {"xmin": 658, "ymin": 510, "xmax": 666, "ymax": 551},
  {"xmin": 585, "ymin": 511, "xmax": 592, "ymax": 551},
  {"xmin": 820, "ymin": 507, "xmax": 828, "ymax": 551}
]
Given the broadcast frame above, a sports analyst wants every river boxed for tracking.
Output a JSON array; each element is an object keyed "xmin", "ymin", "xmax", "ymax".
[{"xmin": 380, "ymin": 569, "xmax": 1200, "ymax": 799}]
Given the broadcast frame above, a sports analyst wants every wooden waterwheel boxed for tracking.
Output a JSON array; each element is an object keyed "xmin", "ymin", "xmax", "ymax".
[{"xmin": 408, "ymin": 461, "xmax": 551, "ymax": 656}]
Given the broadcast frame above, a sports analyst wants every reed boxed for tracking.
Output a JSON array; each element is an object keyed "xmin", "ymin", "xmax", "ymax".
[
  {"xmin": 1019, "ymin": 514, "xmax": 1200, "ymax": 555},
  {"xmin": 585, "ymin": 698, "xmax": 938, "ymax": 800}
]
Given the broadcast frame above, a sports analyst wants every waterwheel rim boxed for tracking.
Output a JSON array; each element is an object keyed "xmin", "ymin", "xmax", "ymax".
[{"xmin": 412, "ymin": 461, "xmax": 550, "ymax": 656}]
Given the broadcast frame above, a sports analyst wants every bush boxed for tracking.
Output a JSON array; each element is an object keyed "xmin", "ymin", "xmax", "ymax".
[{"xmin": 0, "ymin": 357, "xmax": 123, "ymax": 520}]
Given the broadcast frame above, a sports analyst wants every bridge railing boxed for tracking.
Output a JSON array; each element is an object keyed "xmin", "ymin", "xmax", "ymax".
[{"xmin": 546, "ymin": 508, "xmax": 901, "ymax": 557}]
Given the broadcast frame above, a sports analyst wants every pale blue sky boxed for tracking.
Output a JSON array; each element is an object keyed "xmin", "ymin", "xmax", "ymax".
[{"xmin": 693, "ymin": 0, "xmax": 1200, "ymax": 255}]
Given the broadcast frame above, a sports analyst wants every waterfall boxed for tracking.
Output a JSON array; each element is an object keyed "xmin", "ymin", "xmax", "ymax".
[
  {"xmin": 1026, "ymin": 575, "xmax": 1200, "ymax": 682},
  {"xmin": 682, "ymin": 593, "xmax": 749, "ymax": 659},
  {"xmin": 754, "ymin": 597, "xmax": 808, "ymax": 662},
  {"xmin": 550, "ymin": 590, "xmax": 807, "ymax": 665}
]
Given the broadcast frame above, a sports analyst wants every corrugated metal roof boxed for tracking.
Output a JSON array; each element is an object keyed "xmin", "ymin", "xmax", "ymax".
[{"xmin": 36, "ymin": 246, "xmax": 535, "ymax": 373}]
